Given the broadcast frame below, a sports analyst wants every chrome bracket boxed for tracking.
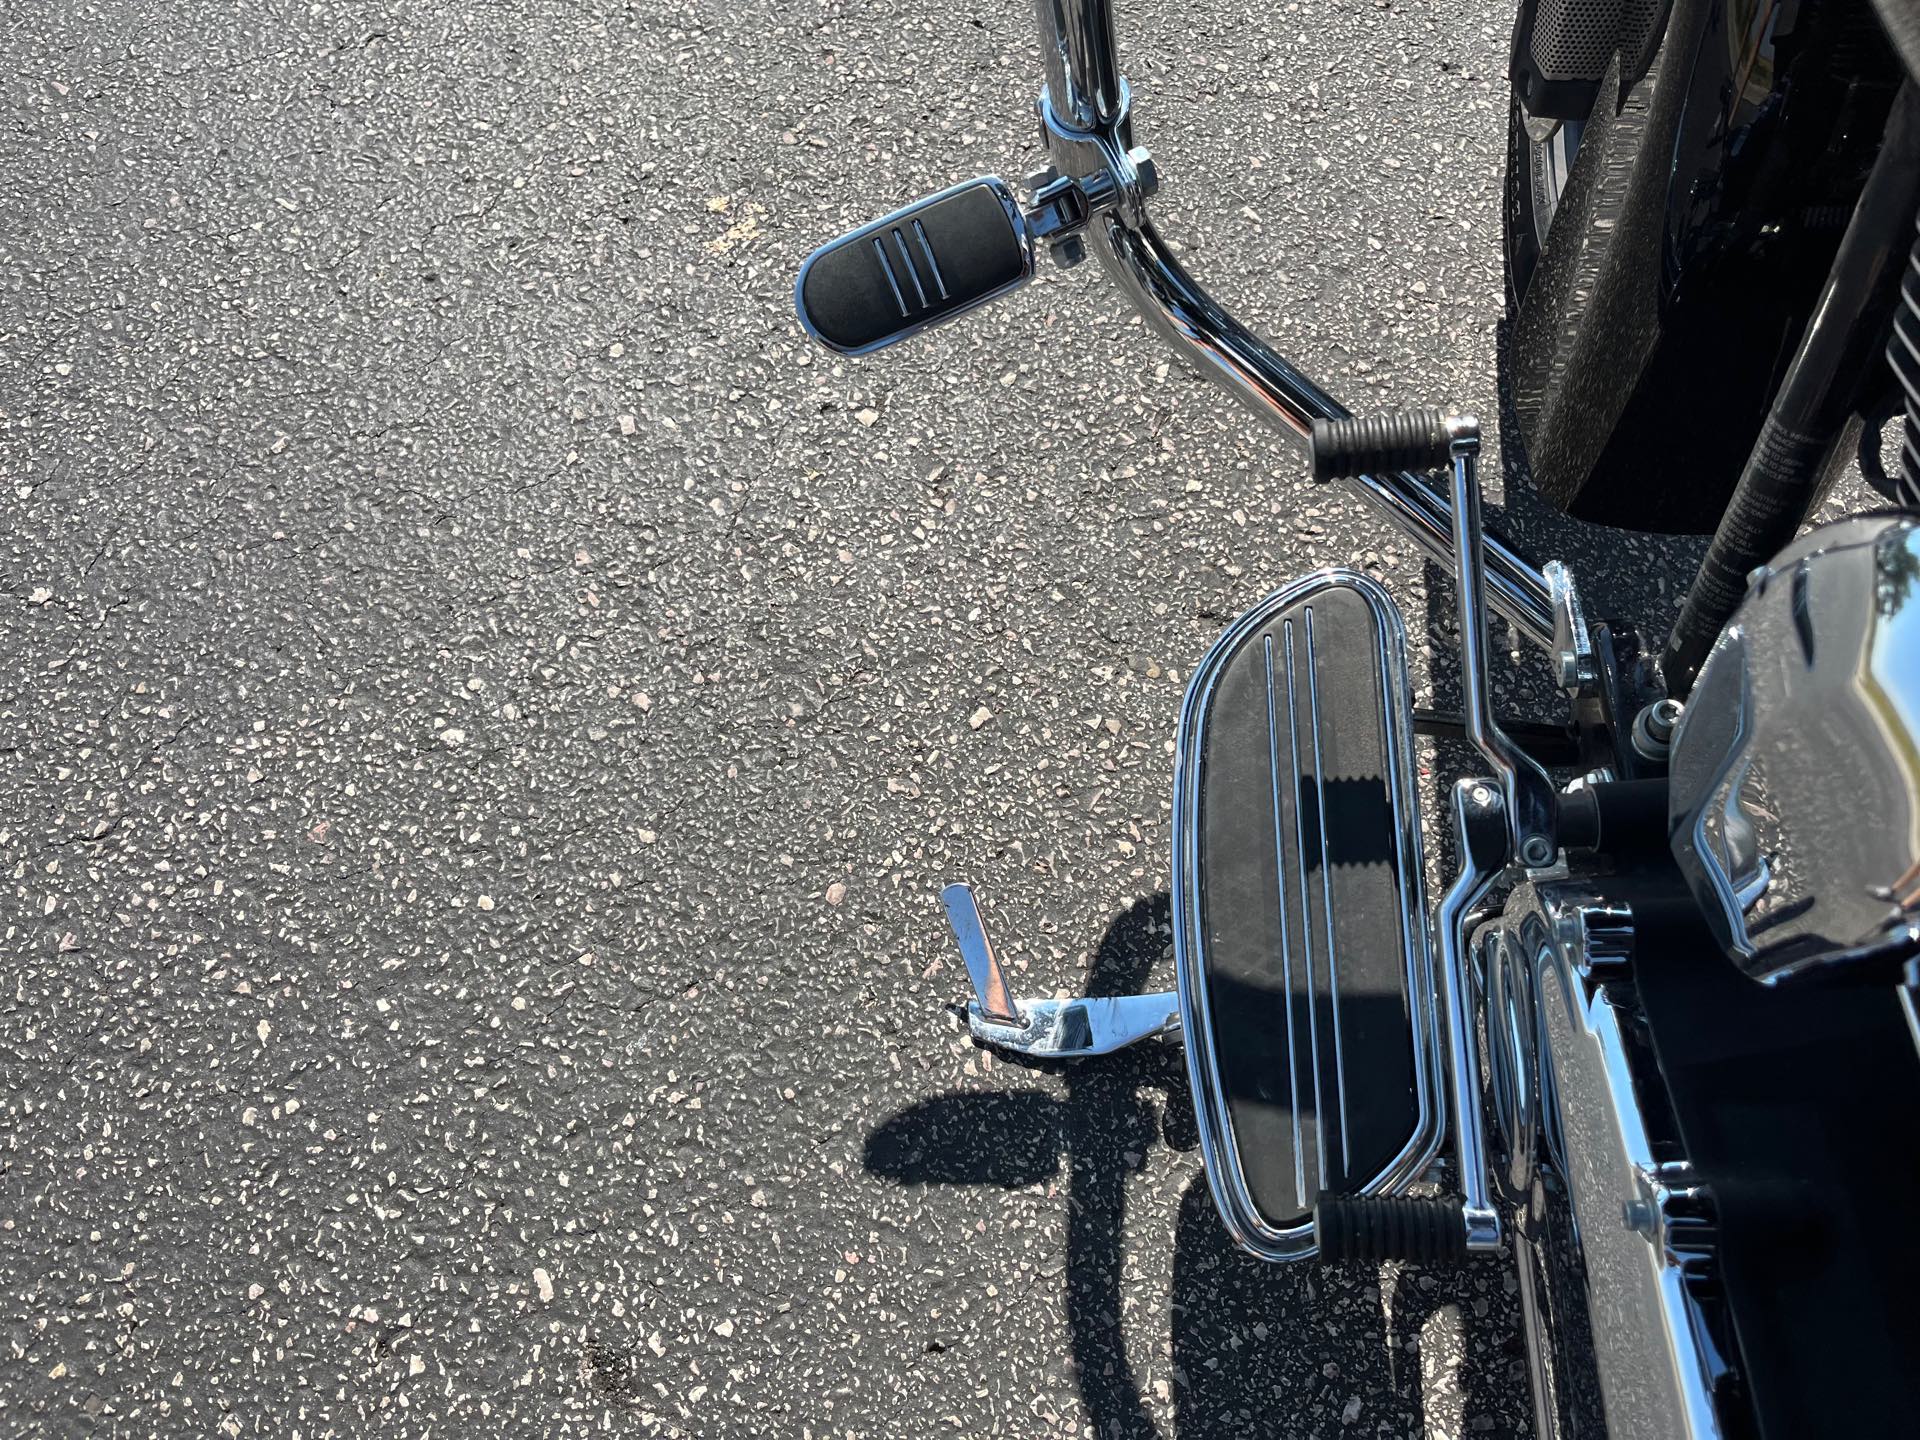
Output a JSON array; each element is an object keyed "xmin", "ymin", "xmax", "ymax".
[
  {"xmin": 940, "ymin": 882, "xmax": 1181, "ymax": 1058},
  {"xmin": 1438, "ymin": 778, "xmax": 1511, "ymax": 1252},
  {"xmin": 1021, "ymin": 80, "xmax": 1158, "ymax": 268},
  {"xmin": 1546, "ymin": 560, "xmax": 1598, "ymax": 697}
]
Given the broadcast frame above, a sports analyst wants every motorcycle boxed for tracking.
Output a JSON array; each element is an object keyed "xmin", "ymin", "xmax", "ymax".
[{"xmin": 795, "ymin": 0, "xmax": 1920, "ymax": 1435}]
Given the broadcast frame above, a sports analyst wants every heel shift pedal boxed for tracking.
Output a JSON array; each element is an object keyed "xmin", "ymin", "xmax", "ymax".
[{"xmin": 795, "ymin": 177, "xmax": 1033, "ymax": 355}]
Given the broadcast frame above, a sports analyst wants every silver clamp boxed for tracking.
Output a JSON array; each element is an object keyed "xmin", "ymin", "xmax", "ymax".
[
  {"xmin": 1546, "ymin": 560, "xmax": 1598, "ymax": 696},
  {"xmin": 1020, "ymin": 81, "xmax": 1159, "ymax": 268}
]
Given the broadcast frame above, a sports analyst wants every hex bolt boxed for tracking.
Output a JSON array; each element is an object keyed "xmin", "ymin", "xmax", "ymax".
[
  {"xmin": 1126, "ymin": 146, "xmax": 1159, "ymax": 199},
  {"xmin": 1520, "ymin": 835, "xmax": 1556, "ymax": 869},
  {"xmin": 1646, "ymin": 698, "xmax": 1682, "ymax": 742},
  {"xmin": 1022, "ymin": 164, "xmax": 1062, "ymax": 197}
]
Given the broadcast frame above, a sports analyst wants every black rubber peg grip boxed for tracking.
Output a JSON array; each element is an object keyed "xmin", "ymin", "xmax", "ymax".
[
  {"xmin": 795, "ymin": 178, "xmax": 1031, "ymax": 355},
  {"xmin": 1314, "ymin": 1193, "xmax": 1469, "ymax": 1263},
  {"xmin": 1308, "ymin": 409, "xmax": 1454, "ymax": 481}
]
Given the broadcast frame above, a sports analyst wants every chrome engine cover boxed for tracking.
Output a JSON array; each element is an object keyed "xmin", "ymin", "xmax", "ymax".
[{"xmin": 1668, "ymin": 514, "xmax": 1920, "ymax": 984}]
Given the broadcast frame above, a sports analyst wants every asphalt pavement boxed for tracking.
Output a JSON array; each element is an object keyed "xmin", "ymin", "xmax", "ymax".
[{"xmin": 0, "ymin": 0, "xmax": 1686, "ymax": 1433}]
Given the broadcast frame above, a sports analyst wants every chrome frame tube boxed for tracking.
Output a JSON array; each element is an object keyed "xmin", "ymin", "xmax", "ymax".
[
  {"xmin": 1032, "ymin": 0, "xmax": 1126, "ymax": 129},
  {"xmin": 1036, "ymin": 0, "xmax": 1557, "ymax": 650}
]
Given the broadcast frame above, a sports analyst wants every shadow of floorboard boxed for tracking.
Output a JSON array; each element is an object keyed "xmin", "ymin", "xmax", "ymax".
[{"xmin": 867, "ymin": 895, "xmax": 1530, "ymax": 1439}]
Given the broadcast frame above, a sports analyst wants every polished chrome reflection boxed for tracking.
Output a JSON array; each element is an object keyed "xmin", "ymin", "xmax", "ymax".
[
  {"xmin": 1172, "ymin": 569, "xmax": 1442, "ymax": 1262},
  {"xmin": 1670, "ymin": 515, "xmax": 1920, "ymax": 983},
  {"xmin": 1478, "ymin": 920, "xmax": 1540, "ymax": 1204},
  {"xmin": 1089, "ymin": 215, "xmax": 1557, "ymax": 648},
  {"xmin": 1436, "ymin": 779, "xmax": 1509, "ymax": 1251},
  {"xmin": 1031, "ymin": 0, "xmax": 1125, "ymax": 130},
  {"xmin": 967, "ymin": 991, "xmax": 1182, "ymax": 1059},
  {"xmin": 1022, "ymin": 0, "xmax": 1558, "ymax": 649},
  {"xmin": 1518, "ymin": 885, "xmax": 1730, "ymax": 1440},
  {"xmin": 942, "ymin": 881, "xmax": 1021, "ymax": 1024},
  {"xmin": 941, "ymin": 882, "xmax": 1182, "ymax": 1058}
]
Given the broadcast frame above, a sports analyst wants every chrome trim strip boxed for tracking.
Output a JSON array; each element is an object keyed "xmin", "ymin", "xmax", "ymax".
[
  {"xmin": 1284, "ymin": 619, "xmax": 1329, "ymax": 1187},
  {"xmin": 891, "ymin": 228, "xmax": 928, "ymax": 308},
  {"xmin": 911, "ymin": 220, "xmax": 948, "ymax": 298},
  {"xmin": 1261, "ymin": 632, "xmax": 1307, "ymax": 1209},
  {"xmin": 871, "ymin": 238, "xmax": 909, "ymax": 317},
  {"xmin": 792, "ymin": 176, "xmax": 1037, "ymax": 358},
  {"xmin": 1303, "ymin": 606, "xmax": 1352, "ymax": 1174},
  {"xmin": 1173, "ymin": 569, "xmax": 1443, "ymax": 1262}
]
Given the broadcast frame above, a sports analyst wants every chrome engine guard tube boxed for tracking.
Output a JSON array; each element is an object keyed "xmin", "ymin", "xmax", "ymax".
[
  {"xmin": 1031, "ymin": 0, "xmax": 1557, "ymax": 651},
  {"xmin": 1092, "ymin": 217, "xmax": 1556, "ymax": 649}
]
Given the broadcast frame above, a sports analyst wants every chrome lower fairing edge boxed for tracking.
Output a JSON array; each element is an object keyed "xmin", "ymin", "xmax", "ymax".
[
  {"xmin": 1172, "ymin": 569, "xmax": 1443, "ymax": 1261},
  {"xmin": 1493, "ymin": 882, "xmax": 1733, "ymax": 1440}
]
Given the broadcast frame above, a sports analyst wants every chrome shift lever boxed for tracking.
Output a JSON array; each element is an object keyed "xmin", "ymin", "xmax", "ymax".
[
  {"xmin": 1304, "ymin": 410, "xmax": 1553, "ymax": 1255},
  {"xmin": 941, "ymin": 881, "xmax": 1020, "ymax": 1025},
  {"xmin": 1445, "ymin": 419, "xmax": 1559, "ymax": 870}
]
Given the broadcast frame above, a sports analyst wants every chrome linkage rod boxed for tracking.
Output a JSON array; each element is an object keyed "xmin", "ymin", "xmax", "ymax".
[{"xmin": 941, "ymin": 883, "xmax": 1182, "ymax": 1058}]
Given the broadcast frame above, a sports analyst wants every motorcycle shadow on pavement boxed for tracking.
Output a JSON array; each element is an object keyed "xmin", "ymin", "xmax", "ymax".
[{"xmin": 865, "ymin": 895, "xmax": 1527, "ymax": 1439}]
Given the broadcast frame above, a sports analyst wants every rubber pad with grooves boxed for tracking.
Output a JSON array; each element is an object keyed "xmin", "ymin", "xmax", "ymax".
[{"xmin": 1193, "ymin": 584, "xmax": 1423, "ymax": 1231}]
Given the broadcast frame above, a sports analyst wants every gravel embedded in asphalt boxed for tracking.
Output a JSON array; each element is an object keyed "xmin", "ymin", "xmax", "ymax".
[{"xmin": 0, "ymin": 0, "xmax": 1724, "ymax": 1432}]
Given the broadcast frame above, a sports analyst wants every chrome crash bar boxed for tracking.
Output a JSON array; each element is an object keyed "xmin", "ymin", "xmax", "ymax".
[{"xmin": 1032, "ymin": 0, "xmax": 1557, "ymax": 649}]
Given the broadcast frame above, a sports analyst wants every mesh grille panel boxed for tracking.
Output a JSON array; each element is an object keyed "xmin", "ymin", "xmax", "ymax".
[
  {"xmin": 1529, "ymin": 0, "xmax": 1663, "ymax": 84},
  {"xmin": 1621, "ymin": 0, "xmax": 1668, "ymax": 73}
]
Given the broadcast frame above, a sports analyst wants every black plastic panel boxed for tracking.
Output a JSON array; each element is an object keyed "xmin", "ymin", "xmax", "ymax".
[
  {"xmin": 1506, "ymin": 0, "xmax": 1901, "ymax": 533},
  {"xmin": 1603, "ymin": 880, "xmax": 1920, "ymax": 1438}
]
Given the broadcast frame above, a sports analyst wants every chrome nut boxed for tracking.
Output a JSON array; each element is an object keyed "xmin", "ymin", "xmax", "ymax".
[
  {"xmin": 1126, "ymin": 146, "xmax": 1159, "ymax": 199},
  {"xmin": 1022, "ymin": 164, "xmax": 1062, "ymax": 199}
]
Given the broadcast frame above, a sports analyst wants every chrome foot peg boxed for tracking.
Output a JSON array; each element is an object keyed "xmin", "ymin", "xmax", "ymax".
[
  {"xmin": 795, "ymin": 179, "xmax": 1034, "ymax": 355},
  {"xmin": 939, "ymin": 883, "xmax": 1180, "ymax": 1059}
]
